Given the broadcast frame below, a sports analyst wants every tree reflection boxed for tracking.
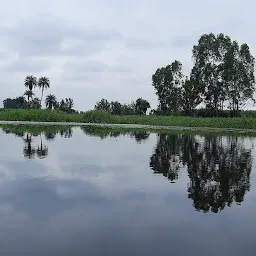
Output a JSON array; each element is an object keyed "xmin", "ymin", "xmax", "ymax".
[
  {"xmin": 150, "ymin": 134, "xmax": 184, "ymax": 182},
  {"xmin": 150, "ymin": 133, "xmax": 253, "ymax": 212},
  {"xmin": 1, "ymin": 126, "xmax": 73, "ymax": 160},
  {"xmin": 81, "ymin": 127, "xmax": 150, "ymax": 143}
]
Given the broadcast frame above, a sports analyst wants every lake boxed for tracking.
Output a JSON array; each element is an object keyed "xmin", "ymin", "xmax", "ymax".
[{"xmin": 0, "ymin": 125, "xmax": 255, "ymax": 255}]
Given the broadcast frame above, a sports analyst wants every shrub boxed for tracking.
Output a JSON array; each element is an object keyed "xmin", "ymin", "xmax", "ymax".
[{"xmin": 83, "ymin": 110, "xmax": 115, "ymax": 123}]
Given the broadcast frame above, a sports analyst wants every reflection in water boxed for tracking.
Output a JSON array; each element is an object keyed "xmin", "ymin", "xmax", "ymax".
[
  {"xmin": 1, "ymin": 126, "xmax": 73, "ymax": 160},
  {"xmin": 150, "ymin": 133, "xmax": 253, "ymax": 213},
  {"xmin": 81, "ymin": 126, "xmax": 150, "ymax": 143},
  {"xmin": 0, "ymin": 126, "xmax": 253, "ymax": 213}
]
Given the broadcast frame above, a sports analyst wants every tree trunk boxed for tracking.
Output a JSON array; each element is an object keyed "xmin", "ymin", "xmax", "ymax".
[{"xmin": 40, "ymin": 87, "xmax": 44, "ymax": 108}]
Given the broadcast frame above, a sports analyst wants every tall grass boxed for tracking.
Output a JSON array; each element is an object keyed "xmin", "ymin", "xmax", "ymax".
[{"xmin": 1, "ymin": 109, "xmax": 256, "ymax": 130}]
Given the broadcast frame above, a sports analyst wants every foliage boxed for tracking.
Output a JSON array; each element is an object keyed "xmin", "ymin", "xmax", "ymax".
[
  {"xmin": 83, "ymin": 110, "xmax": 114, "ymax": 123},
  {"xmin": 24, "ymin": 75, "xmax": 37, "ymax": 91},
  {"xmin": 94, "ymin": 99, "xmax": 111, "ymax": 112},
  {"xmin": 37, "ymin": 76, "xmax": 50, "ymax": 105},
  {"xmin": 45, "ymin": 94, "xmax": 57, "ymax": 110},
  {"xmin": 135, "ymin": 98, "xmax": 151, "ymax": 115}
]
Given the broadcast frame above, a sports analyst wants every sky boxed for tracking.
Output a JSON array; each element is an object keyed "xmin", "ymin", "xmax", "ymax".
[{"xmin": 0, "ymin": 0, "xmax": 255, "ymax": 111}]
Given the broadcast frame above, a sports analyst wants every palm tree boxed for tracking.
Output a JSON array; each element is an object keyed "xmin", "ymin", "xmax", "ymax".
[
  {"xmin": 24, "ymin": 75, "xmax": 37, "ymax": 91},
  {"xmin": 36, "ymin": 134, "xmax": 48, "ymax": 159},
  {"xmin": 24, "ymin": 90, "xmax": 34, "ymax": 101},
  {"xmin": 45, "ymin": 94, "xmax": 57, "ymax": 110},
  {"xmin": 38, "ymin": 76, "xmax": 50, "ymax": 106}
]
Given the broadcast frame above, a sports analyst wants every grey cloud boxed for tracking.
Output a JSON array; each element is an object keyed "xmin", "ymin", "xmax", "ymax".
[
  {"xmin": 0, "ymin": 14, "xmax": 122, "ymax": 58},
  {"xmin": 1, "ymin": 58, "xmax": 49, "ymax": 73},
  {"xmin": 125, "ymin": 37, "xmax": 164, "ymax": 49}
]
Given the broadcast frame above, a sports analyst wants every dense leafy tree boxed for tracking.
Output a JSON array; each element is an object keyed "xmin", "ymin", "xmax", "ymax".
[
  {"xmin": 191, "ymin": 33, "xmax": 255, "ymax": 116},
  {"xmin": 110, "ymin": 101, "xmax": 122, "ymax": 115},
  {"xmin": 37, "ymin": 76, "xmax": 50, "ymax": 106},
  {"xmin": 152, "ymin": 60, "xmax": 184, "ymax": 113},
  {"xmin": 45, "ymin": 94, "xmax": 57, "ymax": 110},
  {"xmin": 3, "ymin": 96, "xmax": 26, "ymax": 109},
  {"xmin": 135, "ymin": 98, "xmax": 151, "ymax": 115},
  {"xmin": 181, "ymin": 78, "xmax": 202, "ymax": 115},
  {"xmin": 223, "ymin": 41, "xmax": 255, "ymax": 113},
  {"xmin": 94, "ymin": 99, "xmax": 111, "ymax": 112}
]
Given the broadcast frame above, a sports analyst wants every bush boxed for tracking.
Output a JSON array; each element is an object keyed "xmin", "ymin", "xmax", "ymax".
[{"xmin": 83, "ymin": 110, "xmax": 115, "ymax": 123}]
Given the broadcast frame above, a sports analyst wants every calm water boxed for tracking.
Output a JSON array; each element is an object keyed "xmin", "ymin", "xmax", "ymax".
[{"xmin": 0, "ymin": 126, "xmax": 256, "ymax": 255}]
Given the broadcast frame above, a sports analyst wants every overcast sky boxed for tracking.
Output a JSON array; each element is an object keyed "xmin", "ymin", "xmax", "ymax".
[{"xmin": 0, "ymin": 0, "xmax": 255, "ymax": 110}]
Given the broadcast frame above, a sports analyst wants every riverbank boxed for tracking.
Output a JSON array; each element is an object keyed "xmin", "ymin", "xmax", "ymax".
[{"xmin": 1, "ymin": 109, "xmax": 256, "ymax": 130}]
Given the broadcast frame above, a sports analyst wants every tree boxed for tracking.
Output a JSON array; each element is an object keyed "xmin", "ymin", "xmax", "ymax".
[
  {"xmin": 192, "ymin": 33, "xmax": 255, "ymax": 116},
  {"xmin": 24, "ymin": 90, "xmax": 34, "ymax": 102},
  {"xmin": 65, "ymin": 98, "xmax": 74, "ymax": 110},
  {"xmin": 181, "ymin": 78, "xmax": 202, "ymax": 115},
  {"xmin": 37, "ymin": 76, "xmax": 50, "ymax": 106},
  {"xmin": 135, "ymin": 98, "xmax": 151, "ymax": 115},
  {"xmin": 24, "ymin": 75, "xmax": 37, "ymax": 91},
  {"xmin": 3, "ymin": 96, "xmax": 26, "ymax": 109},
  {"xmin": 45, "ymin": 94, "xmax": 57, "ymax": 110},
  {"xmin": 31, "ymin": 98, "xmax": 41, "ymax": 109},
  {"xmin": 152, "ymin": 60, "xmax": 184, "ymax": 114},
  {"xmin": 94, "ymin": 99, "xmax": 111, "ymax": 112},
  {"xmin": 223, "ymin": 42, "xmax": 255, "ymax": 114},
  {"xmin": 110, "ymin": 101, "xmax": 122, "ymax": 115}
]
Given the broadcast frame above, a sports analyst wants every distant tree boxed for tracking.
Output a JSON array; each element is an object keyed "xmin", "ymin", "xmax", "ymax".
[
  {"xmin": 45, "ymin": 94, "xmax": 57, "ymax": 110},
  {"xmin": 3, "ymin": 96, "xmax": 26, "ymax": 109},
  {"xmin": 94, "ymin": 99, "xmax": 111, "ymax": 112},
  {"xmin": 37, "ymin": 76, "xmax": 50, "ymax": 106},
  {"xmin": 121, "ymin": 102, "xmax": 136, "ymax": 115},
  {"xmin": 24, "ymin": 75, "xmax": 37, "ymax": 91},
  {"xmin": 110, "ymin": 101, "xmax": 122, "ymax": 115},
  {"xmin": 135, "ymin": 98, "xmax": 151, "ymax": 115},
  {"xmin": 152, "ymin": 60, "xmax": 184, "ymax": 113},
  {"xmin": 31, "ymin": 98, "xmax": 41, "ymax": 109},
  {"xmin": 24, "ymin": 90, "xmax": 34, "ymax": 102}
]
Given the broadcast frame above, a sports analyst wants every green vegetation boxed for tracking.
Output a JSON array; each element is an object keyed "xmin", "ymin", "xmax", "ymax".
[{"xmin": 2, "ymin": 109, "xmax": 256, "ymax": 131}]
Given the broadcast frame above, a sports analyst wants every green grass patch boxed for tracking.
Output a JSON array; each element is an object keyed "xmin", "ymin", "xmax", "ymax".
[{"xmin": 1, "ymin": 109, "xmax": 256, "ymax": 130}]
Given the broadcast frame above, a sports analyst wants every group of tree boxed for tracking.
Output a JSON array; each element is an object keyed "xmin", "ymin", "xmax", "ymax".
[
  {"xmin": 3, "ymin": 75, "xmax": 77, "ymax": 113},
  {"xmin": 94, "ymin": 98, "xmax": 151, "ymax": 115},
  {"xmin": 152, "ymin": 33, "xmax": 255, "ymax": 117}
]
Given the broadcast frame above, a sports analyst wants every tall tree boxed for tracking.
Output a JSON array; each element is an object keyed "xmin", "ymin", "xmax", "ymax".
[
  {"xmin": 24, "ymin": 75, "xmax": 37, "ymax": 92},
  {"xmin": 223, "ymin": 41, "xmax": 255, "ymax": 114},
  {"xmin": 45, "ymin": 94, "xmax": 57, "ymax": 110},
  {"xmin": 152, "ymin": 60, "xmax": 184, "ymax": 114},
  {"xmin": 181, "ymin": 78, "xmax": 202, "ymax": 115},
  {"xmin": 37, "ymin": 76, "xmax": 50, "ymax": 106},
  {"xmin": 135, "ymin": 98, "xmax": 151, "ymax": 115},
  {"xmin": 192, "ymin": 33, "xmax": 228, "ymax": 115}
]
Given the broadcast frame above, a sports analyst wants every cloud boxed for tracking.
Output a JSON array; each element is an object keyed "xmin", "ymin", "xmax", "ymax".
[{"xmin": 0, "ymin": 0, "xmax": 255, "ymax": 110}]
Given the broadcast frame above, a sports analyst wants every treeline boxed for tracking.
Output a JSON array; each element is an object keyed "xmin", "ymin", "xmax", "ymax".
[
  {"xmin": 3, "ymin": 75, "xmax": 78, "ymax": 113},
  {"xmin": 94, "ymin": 98, "xmax": 150, "ymax": 115},
  {"xmin": 152, "ymin": 33, "xmax": 255, "ymax": 117}
]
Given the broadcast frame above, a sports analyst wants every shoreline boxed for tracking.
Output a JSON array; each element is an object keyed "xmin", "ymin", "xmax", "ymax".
[{"xmin": 1, "ymin": 120, "xmax": 256, "ymax": 134}]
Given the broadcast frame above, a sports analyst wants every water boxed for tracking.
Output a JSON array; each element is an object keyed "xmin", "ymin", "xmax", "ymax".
[{"xmin": 0, "ymin": 125, "xmax": 256, "ymax": 255}]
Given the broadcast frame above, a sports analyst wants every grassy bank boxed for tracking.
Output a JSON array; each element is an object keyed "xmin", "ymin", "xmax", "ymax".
[{"xmin": 1, "ymin": 109, "xmax": 256, "ymax": 130}]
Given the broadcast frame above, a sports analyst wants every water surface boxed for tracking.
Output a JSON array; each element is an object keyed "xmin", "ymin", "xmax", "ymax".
[{"xmin": 0, "ymin": 126, "xmax": 255, "ymax": 255}]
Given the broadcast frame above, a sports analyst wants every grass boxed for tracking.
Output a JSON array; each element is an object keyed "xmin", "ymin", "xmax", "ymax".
[{"xmin": 1, "ymin": 109, "xmax": 256, "ymax": 130}]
